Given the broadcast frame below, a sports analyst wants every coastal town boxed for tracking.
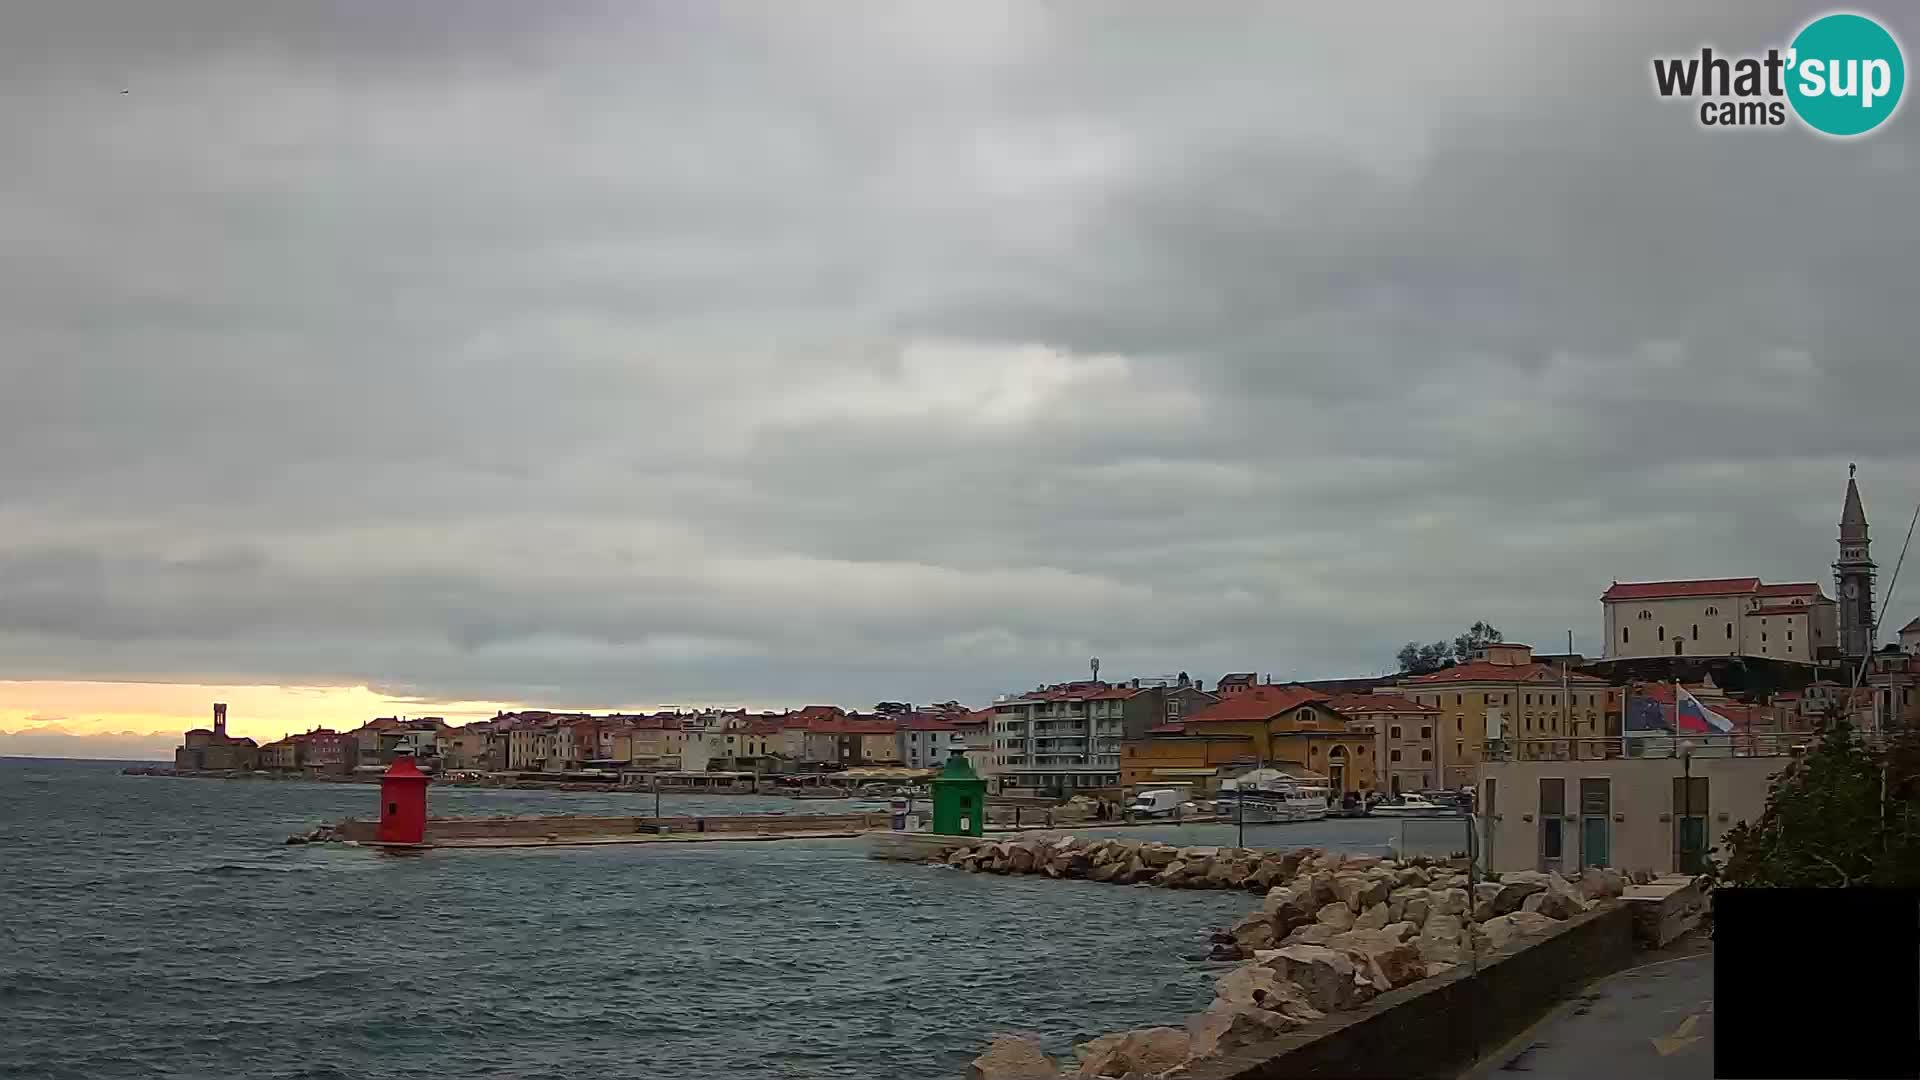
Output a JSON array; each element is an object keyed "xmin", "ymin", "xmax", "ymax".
[{"xmin": 156, "ymin": 470, "xmax": 1920, "ymax": 881}]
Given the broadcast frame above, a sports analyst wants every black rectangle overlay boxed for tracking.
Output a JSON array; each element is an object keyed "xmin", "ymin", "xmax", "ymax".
[{"xmin": 1715, "ymin": 887, "xmax": 1919, "ymax": 1079}]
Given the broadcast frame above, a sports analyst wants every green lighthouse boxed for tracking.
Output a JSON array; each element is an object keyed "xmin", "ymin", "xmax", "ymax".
[{"xmin": 929, "ymin": 748, "xmax": 987, "ymax": 837}]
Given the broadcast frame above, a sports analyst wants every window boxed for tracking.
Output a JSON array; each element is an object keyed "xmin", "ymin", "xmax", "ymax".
[
  {"xmin": 1420, "ymin": 726, "xmax": 1433, "ymax": 739},
  {"xmin": 1762, "ymin": 632, "xmax": 1768, "ymax": 642},
  {"xmin": 1389, "ymin": 725, "xmax": 1401, "ymax": 739},
  {"xmin": 1421, "ymin": 748, "xmax": 1432, "ymax": 761},
  {"xmin": 1658, "ymin": 626, "xmax": 1666, "ymax": 641},
  {"xmin": 1455, "ymin": 741, "xmax": 1463, "ymax": 759},
  {"xmin": 1390, "ymin": 749, "xmax": 1401, "ymax": 762},
  {"xmin": 1455, "ymin": 693, "xmax": 1462, "ymax": 706},
  {"xmin": 1691, "ymin": 623, "xmax": 1698, "ymax": 640},
  {"xmin": 1787, "ymin": 630, "xmax": 1794, "ymax": 641},
  {"xmin": 1623, "ymin": 628, "xmax": 1630, "ymax": 643},
  {"xmin": 1726, "ymin": 623, "xmax": 1733, "ymax": 640},
  {"xmin": 1638, "ymin": 609, "xmax": 1652, "ymax": 620},
  {"xmin": 1705, "ymin": 606, "xmax": 1719, "ymax": 616}
]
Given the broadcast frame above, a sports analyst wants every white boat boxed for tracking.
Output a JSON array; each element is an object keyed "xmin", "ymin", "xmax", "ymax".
[
  {"xmin": 1369, "ymin": 794, "xmax": 1454, "ymax": 817},
  {"xmin": 1232, "ymin": 782, "xmax": 1330, "ymax": 823}
]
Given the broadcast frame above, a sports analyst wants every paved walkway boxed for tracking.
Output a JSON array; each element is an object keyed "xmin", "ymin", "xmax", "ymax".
[{"xmin": 1460, "ymin": 942, "xmax": 1714, "ymax": 1080}]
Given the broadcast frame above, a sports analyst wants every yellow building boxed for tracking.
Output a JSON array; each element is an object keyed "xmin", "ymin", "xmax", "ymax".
[
  {"xmin": 629, "ymin": 720, "xmax": 687, "ymax": 763},
  {"xmin": 1170, "ymin": 684, "xmax": 1379, "ymax": 796},
  {"xmin": 1396, "ymin": 642, "xmax": 1620, "ymax": 786},
  {"xmin": 1120, "ymin": 730, "xmax": 1256, "ymax": 793}
]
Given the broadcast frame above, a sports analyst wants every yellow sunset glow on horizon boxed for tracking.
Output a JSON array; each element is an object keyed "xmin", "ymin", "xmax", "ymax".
[{"xmin": 0, "ymin": 681, "xmax": 539, "ymax": 744}]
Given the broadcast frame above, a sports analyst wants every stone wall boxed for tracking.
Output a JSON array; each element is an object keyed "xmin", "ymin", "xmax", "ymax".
[
  {"xmin": 959, "ymin": 842, "xmax": 1635, "ymax": 1079},
  {"xmin": 1181, "ymin": 904, "xmax": 1637, "ymax": 1080}
]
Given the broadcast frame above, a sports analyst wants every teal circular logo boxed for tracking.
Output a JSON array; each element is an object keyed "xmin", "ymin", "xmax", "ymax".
[{"xmin": 1787, "ymin": 13, "xmax": 1905, "ymax": 136}]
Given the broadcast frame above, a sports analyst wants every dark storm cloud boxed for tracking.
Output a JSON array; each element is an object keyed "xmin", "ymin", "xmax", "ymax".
[{"xmin": 2, "ymin": 2, "xmax": 1917, "ymax": 709}]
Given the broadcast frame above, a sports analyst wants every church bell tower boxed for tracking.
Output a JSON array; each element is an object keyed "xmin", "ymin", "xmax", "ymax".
[{"xmin": 1835, "ymin": 464, "xmax": 1877, "ymax": 659}]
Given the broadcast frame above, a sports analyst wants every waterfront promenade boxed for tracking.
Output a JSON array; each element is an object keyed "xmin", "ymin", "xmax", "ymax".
[{"xmin": 1459, "ymin": 936, "xmax": 1713, "ymax": 1080}]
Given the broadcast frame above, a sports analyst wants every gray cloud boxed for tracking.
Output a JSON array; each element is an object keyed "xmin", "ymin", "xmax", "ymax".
[{"xmin": 2, "ymin": 2, "xmax": 1918, "ymax": 710}]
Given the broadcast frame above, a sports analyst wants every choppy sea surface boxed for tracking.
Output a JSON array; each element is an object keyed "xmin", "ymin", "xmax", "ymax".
[{"xmin": 0, "ymin": 757, "xmax": 1407, "ymax": 1079}]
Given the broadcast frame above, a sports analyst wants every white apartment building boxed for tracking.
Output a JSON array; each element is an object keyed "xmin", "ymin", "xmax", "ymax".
[
  {"xmin": 991, "ymin": 683, "xmax": 1138, "ymax": 792},
  {"xmin": 1601, "ymin": 578, "xmax": 1836, "ymax": 664}
]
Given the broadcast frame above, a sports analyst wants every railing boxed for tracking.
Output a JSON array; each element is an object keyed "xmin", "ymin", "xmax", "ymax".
[{"xmin": 1482, "ymin": 733, "xmax": 1819, "ymax": 761}]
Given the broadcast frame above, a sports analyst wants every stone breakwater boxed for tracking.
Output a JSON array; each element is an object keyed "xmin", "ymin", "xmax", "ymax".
[{"xmin": 939, "ymin": 837, "xmax": 1630, "ymax": 1080}]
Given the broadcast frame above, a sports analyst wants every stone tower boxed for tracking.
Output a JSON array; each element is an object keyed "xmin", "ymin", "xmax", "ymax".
[{"xmin": 1835, "ymin": 464, "xmax": 1877, "ymax": 659}]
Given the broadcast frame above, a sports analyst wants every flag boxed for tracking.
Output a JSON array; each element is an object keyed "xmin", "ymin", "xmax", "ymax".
[
  {"xmin": 1624, "ymin": 689, "xmax": 1671, "ymax": 735},
  {"xmin": 1676, "ymin": 685, "xmax": 1736, "ymax": 734}
]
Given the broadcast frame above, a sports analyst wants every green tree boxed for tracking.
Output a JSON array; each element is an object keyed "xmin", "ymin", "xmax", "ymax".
[
  {"xmin": 1395, "ymin": 621, "xmax": 1504, "ymax": 675},
  {"xmin": 1452, "ymin": 620, "xmax": 1504, "ymax": 659},
  {"xmin": 1396, "ymin": 640, "xmax": 1454, "ymax": 675},
  {"xmin": 1713, "ymin": 717, "xmax": 1920, "ymax": 887}
]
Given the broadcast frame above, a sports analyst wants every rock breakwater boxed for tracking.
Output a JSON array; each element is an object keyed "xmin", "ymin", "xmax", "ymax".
[{"xmin": 954, "ymin": 840, "xmax": 1628, "ymax": 1079}]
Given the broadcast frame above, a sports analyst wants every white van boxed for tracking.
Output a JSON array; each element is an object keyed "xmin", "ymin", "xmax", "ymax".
[{"xmin": 1127, "ymin": 788, "xmax": 1188, "ymax": 817}]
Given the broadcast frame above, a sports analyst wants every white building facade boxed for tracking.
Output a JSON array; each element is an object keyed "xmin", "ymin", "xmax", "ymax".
[{"xmin": 1601, "ymin": 578, "xmax": 1836, "ymax": 664}]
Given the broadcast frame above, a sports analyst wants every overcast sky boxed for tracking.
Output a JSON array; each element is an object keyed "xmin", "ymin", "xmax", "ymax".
[{"xmin": 3, "ymin": 1, "xmax": 1918, "ymax": 719}]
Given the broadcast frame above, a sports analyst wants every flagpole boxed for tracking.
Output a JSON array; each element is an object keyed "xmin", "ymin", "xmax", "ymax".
[
  {"xmin": 1562, "ymin": 629, "xmax": 1571, "ymax": 759},
  {"xmin": 1620, "ymin": 680, "xmax": 1629, "ymax": 759}
]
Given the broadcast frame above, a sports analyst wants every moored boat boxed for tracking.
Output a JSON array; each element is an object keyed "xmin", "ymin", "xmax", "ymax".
[{"xmin": 1369, "ymin": 793, "xmax": 1455, "ymax": 817}]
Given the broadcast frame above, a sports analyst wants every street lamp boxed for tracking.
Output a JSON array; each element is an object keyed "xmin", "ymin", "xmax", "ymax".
[
  {"xmin": 1679, "ymin": 739, "xmax": 1696, "ymax": 874},
  {"xmin": 1237, "ymin": 778, "xmax": 1246, "ymax": 849}
]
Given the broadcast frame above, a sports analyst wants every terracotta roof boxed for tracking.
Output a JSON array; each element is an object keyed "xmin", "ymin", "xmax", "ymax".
[
  {"xmin": 897, "ymin": 715, "xmax": 960, "ymax": 732},
  {"xmin": 805, "ymin": 717, "xmax": 898, "ymax": 735},
  {"xmin": 1326, "ymin": 692, "xmax": 1437, "ymax": 715},
  {"xmin": 1145, "ymin": 722, "xmax": 1187, "ymax": 734},
  {"xmin": 1602, "ymin": 578, "xmax": 1760, "ymax": 601},
  {"xmin": 1402, "ymin": 661, "xmax": 1608, "ymax": 685},
  {"xmin": 1001, "ymin": 681, "xmax": 1129, "ymax": 704},
  {"xmin": 1757, "ymin": 582, "xmax": 1825, "ymax": 598},
  {"xmin": 1185, "ymin": 684, "xmax": 1328, "ymax": 722}
]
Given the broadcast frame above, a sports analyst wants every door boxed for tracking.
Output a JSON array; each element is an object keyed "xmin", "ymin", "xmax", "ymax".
[
  {"xmin": 1581, "ymin": 815, "xmax": 1610, "ymax": 869},
  {"xmin": 1538, "ymin": 777, "xmax": 1565, "ymax": 872},
  {"xmin": 1579, "ymin": 778, "xmax": 1611, "ymax": 869},
  {"xmin": 1672, "ymin": 775, "xmax": 1710, "ymax": 874}
]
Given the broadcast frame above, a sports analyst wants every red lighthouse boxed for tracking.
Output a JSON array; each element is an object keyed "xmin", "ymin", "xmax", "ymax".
[{"xmin": 374, "ymin": 754, "xmax": 430, "ymax": 845}]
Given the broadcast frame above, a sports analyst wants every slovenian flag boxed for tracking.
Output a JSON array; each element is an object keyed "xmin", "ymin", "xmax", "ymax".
[{"xmin": 1676, "ymin": 686, "xmax": 1736, "ymax": 734}]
